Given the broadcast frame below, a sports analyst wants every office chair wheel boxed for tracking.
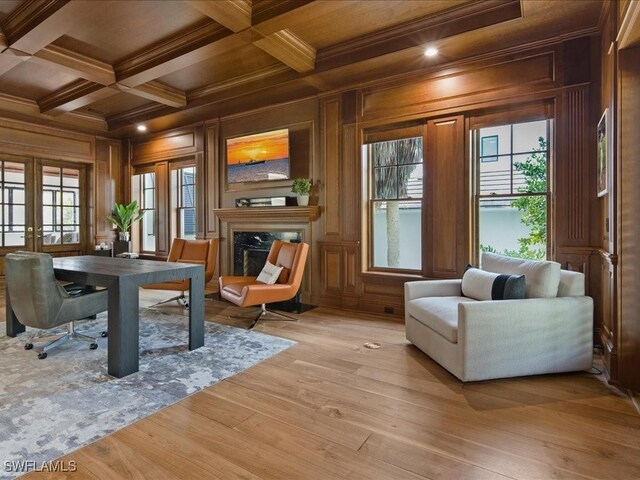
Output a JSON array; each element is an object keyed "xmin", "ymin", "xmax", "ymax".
[
  {"xmin": 37, "ymin": 352, "xmax": 47, "ymax": 360},
  {"xmin": 101, "ymin": 331, "xmax": 108, "ymax": 338},
  {"xmin": 24, "ymin": 343, "xmax": 33, "ymax": 350},
  {"xmin": 89, "ymin": 343, "xmax": 98, "ymax": 350}
]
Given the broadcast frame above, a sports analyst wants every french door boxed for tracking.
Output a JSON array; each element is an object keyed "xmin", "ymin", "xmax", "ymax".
[{"xmin": 0, "ymin": 153, "xmax": 88, "ymax": 273}]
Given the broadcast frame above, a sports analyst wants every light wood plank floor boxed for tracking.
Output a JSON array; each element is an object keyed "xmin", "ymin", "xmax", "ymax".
[{"xmin": 4, "ymin": 288, "xmax": 639, "ymax": 479}]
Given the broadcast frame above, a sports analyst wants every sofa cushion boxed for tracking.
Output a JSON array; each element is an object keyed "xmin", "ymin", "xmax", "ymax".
[
  {"xmin": 481, "ymin": 252, "xmax": 561, "ymax": 298},
  {"xmin": 406, "ymin": 296, "xmax": 477, "ymax": 343},
  {"xmin": 461, "ymin": 267, "xmax": 525, "ymax": 301}
]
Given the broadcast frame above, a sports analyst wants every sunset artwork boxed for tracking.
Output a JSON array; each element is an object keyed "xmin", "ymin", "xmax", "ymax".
[{"xmin": 226, "ymin": 129, "xmax": 290, "ymax": 184}]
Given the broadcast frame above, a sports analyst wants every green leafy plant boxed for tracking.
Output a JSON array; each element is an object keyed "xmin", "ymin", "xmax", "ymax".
[
  {"xmin": 291, "ymin": 178, "xmax": 312, "ymax": 195},
  {"xmin": 106, "ymin": 201, "xmax": 145, "ymax": 233}
]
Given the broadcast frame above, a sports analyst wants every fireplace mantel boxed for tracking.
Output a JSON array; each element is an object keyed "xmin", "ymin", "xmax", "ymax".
[{"xmin": 213, "ymin": 206, "xmax": 321, "ymax": 223}]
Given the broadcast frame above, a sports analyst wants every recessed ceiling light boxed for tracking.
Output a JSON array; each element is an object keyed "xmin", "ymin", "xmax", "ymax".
[
  {"xmin": 136, "ymin": 124, "xmax": 147, "ymax": 132},
  {"xmin": 424, "ymin": 47, "xmax": 439, "ymax": 58}
]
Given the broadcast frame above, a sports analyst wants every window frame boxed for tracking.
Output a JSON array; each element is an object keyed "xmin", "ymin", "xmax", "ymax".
[
  {"xmin": 171, "ymin": 164, "xmax": 197, "ymax": 240},
  {"xmin": 363, "ymin": 126, "xmax": 426, "ymax": 275},
  {"xmin": 472, "ymin": 118, "xmax": 553, "ymax": 263}
]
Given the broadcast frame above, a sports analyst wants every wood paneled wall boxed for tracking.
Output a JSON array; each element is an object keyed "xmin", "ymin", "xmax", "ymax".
[
  {"xmin": 122, "ymin": 35, "xmax": 602, "ymax": 323},
  {"xmin": 595, "ymin": 0, "xmax": 640, "ymax": 394}
]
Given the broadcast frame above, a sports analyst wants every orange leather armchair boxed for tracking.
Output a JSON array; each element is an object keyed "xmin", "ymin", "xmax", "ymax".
[
  {"xmin": 219, "ymin": 240, "xmax": 309, "ymax": 329},
  {"xmin": 144, "ymin": 238, "xmax": 219, "ymax": 307}
]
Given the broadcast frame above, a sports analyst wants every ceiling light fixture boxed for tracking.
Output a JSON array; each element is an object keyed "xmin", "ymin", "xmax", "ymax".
[
  {"xmin": 136, "ymin": 124, "xmax": 147, "ymax": 132},
  {"xmin": 424, "ymin": 47, "xmax": 438, "ymax": 58}
]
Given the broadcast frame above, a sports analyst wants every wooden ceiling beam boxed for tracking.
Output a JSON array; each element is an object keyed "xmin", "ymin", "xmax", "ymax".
[
  {"xmin": 1, "ymin": 0, "xmax": 96, "ymax": 55},
  {"xmin": 185, "ymin": 0, "xmax": 252, "ymax": 32},
  {"xmin": 114, "ymin": 21, "xmax": 237, "ymax": 88},
  {"xmin": 38, "ymin": 80, "xmax": 117, "ymax": 116},
  {"xmin": 315, "ymin": 0, "xmax": 523, "ymax": 72},
  {"xmin": 117, "ymin": 81, "xmax": 187, "ymax": 108},
  {"xmin": 31, "ymin": 44, "xmax": 116, "ymax": 86},
  {"xmin": 253, "ymin": 29, "xmax": 316, "ymax": 73},
  {"xmin": 251, "ymin": 0, "xmax": 315, "ymax": 25},
  {"xmin": 107, "ymin": 64, "xmax": 296, "ymax": 130}
]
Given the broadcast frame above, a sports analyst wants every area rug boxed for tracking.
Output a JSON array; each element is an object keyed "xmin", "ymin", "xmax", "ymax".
[{"xmin": 0, "ymin": 309, "xmax": 295, "ymax": 479}]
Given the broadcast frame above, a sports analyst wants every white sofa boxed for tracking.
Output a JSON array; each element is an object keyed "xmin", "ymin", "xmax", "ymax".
[{"xmin": 405, "ymin": 253, "xmax": 593, "ymax": 382}]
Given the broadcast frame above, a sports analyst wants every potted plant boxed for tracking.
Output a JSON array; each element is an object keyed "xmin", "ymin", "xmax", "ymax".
[
  {"xmin": 291, "ymin": 178, "xmax": 312, "ymax": 206},
  {"xmin": 106, "ymin": 201, "xmax": 145, "ymax": 242}
]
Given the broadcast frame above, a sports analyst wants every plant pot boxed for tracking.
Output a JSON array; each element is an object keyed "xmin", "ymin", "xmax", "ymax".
[
  {"xmin": 118, "ymin": 231, "xmax": 130, "ymax": 241},
  {"xmin": 296, "ymin": 194, "xmax": 309, "ymax": 206}
]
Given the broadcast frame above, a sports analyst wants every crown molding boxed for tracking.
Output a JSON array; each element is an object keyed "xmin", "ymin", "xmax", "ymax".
[
  {"xmin": 316, "ymin": 0, "xmax": 522, "ymax": 72},
  {"xmin": 0, "ymin": 92, "xmax": 108, "ymax": 133},
  {"xmin": 188, "ymin": 64, "xmax": 292, "ymax": 100}
]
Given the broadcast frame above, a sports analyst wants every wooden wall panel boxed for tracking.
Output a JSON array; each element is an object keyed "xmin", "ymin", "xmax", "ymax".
[
  {"xmin": 321, "ymin": 96, "xmax": 341, "ymax": 236},
  {"xmin": 94, "ymin": 138, "xmax": 122, "ymax": 244},
  {"xmin": 341, "ymin": 124, "xmax": 358, "ymax": 241},
  {"xmin": 155, "ymin": 161, "xmax": 169, "ymax": 256},
  {"xmin": 0, "ymin": 117, "xmax": 95, "ymax": 162},
  {"xmin": 617, "ymin": 44, "xmax": 640, "ymax": 392},
  {"xmin": 426, "ymin": 115, "xmax": 467, "ymax": 277},
  {"xmin": 205, "ymin": 123, "xmax": 220, "ymax": 237},
  {"xmin": 130, "ymin": 125, "xmax": 203, "ymax": 164},
  {"xmin": 558, "ymin": 86, "xmax": 590, "ymax": 246},
  {"xmin": 322, "ymin": 244, "xmax": 342, "ymax": 294},
  {"xmin": 361, "ymin": 51, "xmax": 556, "ymax": 121}
]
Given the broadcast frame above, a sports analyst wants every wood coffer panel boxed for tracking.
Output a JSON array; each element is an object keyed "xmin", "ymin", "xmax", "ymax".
[{"xmin": 426, "ymin": 115, "xmax": 467, "ymax": 277}]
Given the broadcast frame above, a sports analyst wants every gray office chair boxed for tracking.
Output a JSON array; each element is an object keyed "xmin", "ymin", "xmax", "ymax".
[{"xmin": 5, "ymin": 252, "xmax": 109, "ymax": 359}]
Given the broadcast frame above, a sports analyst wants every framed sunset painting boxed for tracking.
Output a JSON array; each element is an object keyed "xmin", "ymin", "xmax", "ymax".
[{"xmin": 226, "ymin": 128, "xmax": 290, "ymax": 184}]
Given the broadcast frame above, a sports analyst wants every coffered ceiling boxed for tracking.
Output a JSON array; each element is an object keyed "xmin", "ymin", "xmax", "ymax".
[{"xmin": 0, "ymin": 0, "xmax": 603, "ymax": 138}]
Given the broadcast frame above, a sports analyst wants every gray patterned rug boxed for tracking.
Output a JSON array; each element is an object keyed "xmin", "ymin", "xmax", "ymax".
[{"xmin": 0, "ymin": 309, "xmax": 295, "ymax": 479}]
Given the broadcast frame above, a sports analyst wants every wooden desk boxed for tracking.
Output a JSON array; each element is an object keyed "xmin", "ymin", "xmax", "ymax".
[{"xmin": 5, "ymin": 256, "xmax": 205, "ymax": 378}]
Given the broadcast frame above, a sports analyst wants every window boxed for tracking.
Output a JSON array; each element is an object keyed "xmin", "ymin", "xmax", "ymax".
[
  {"xmin": 365, "ymin": 136, "xmax": 423, "ymax": 270},
  {"xmin": 475, "ymin": 119, "xmax": 550, "ymax": 260},
  {"xmin": 0, "ymin": 162, "xmax": 26, "ymax": 246},
  {"xmin": 172, "ymin": 166, "xmax": 196, "ymax": 240},
  {"xmin": 42, "ymin": 166, "xmax": 81, "ymax": 245},
  {"xmin": 138, "ymin": 172, "xmax": 156, "ymax": 252}
]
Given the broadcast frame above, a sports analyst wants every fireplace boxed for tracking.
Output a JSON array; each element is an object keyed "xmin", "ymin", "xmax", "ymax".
[
  {"xmin": 233, "ymin": 231, "xmax": 302, "ymax": 276},
  {"xmin": 213, "ymin": 205, "xmax": 321, "ymax": 310}
]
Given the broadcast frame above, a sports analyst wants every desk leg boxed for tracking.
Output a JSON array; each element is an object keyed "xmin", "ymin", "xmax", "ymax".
[
  {"xmin": 188, "ymin": 268, "xmax": 205, "ymax": 350},
  {"xmin": 108, "ymin": 278, "xmax": 139, "ymax": 378},
  {"xmin": 5, "ymin": 285, "xmax": 25, "ymax": 337}
]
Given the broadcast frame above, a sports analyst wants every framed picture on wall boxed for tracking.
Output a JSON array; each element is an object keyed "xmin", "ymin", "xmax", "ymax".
[
  {"xmin": 226, "ymin": 128, "xmax": 290, "ymax": 184},
  {"xmin": 597, "ymin": 109, "xmax": 608, "ymax": 197}
]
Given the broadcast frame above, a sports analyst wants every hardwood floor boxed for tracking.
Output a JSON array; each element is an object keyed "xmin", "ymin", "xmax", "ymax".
[{"xmin": 6, "ymin": 288, "xmax": 640, "ymax": 479}]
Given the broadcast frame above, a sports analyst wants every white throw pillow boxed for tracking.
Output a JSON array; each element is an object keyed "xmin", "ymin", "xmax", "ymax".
[
  {"xmin": 481, "ymin": 252, "xmax": 561, "ymax": 298},
  {"xmin": 256, "ymin": 260, "xmax": 283, "ymax": 285}
]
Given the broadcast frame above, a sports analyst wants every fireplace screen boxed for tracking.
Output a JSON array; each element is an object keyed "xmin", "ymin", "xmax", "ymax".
[{"xmin": 233, "ymin": 231, "xmax": 302, "ymax": 276}]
